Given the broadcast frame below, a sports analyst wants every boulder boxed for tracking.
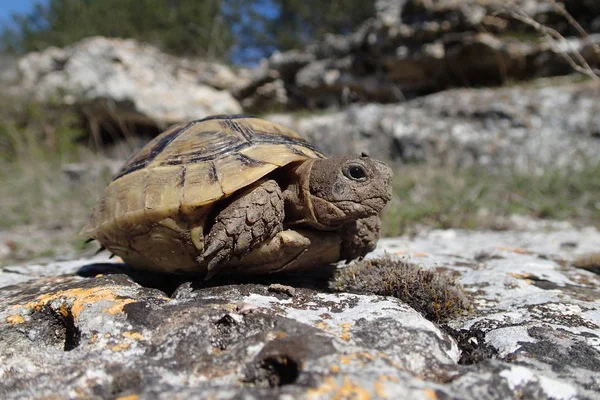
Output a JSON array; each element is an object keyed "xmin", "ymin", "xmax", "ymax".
[
  {"xmin": 235, "ymin": 0, "xmax": 600, "ymax": 111},
  {"xmin": 7, "ymin": 37, "xmax": 242, "ymax": 127},
  {"xmin": 267, "ymin": 79, "xmax": 600, "ymax": 171},
  {"xmin": 1, "ymin": 226, "xmax": 599, "ymax": 398}
]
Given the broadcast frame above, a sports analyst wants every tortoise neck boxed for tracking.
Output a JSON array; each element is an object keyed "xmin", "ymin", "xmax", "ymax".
[{"xmin": 283, "ymin": 160, "xmax": 332, "ymax": 230}]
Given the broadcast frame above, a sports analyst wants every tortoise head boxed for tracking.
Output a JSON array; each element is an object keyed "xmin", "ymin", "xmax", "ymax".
[{"xmin": 307, "ymin": 154, "xmax": 393, "ymax": 227}]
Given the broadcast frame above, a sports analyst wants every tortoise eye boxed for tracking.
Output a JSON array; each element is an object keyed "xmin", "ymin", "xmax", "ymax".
[{"xmin": 345, "ymin": 165, "xmax": 367, "ymax": 181}]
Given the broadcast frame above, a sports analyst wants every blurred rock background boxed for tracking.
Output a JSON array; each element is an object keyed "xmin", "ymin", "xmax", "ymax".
[{"xmin": 0, "ymin": 0, "xmax": 599, "ymax": 264}]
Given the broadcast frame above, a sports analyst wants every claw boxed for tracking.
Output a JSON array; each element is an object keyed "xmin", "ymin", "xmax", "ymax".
[{"xmin": 204, "ymin": 265, "xmax": 219, "ymax": 280}]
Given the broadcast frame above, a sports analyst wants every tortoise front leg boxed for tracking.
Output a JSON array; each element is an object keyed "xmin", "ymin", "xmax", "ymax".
[
  {"xmin": 339, "ymin": 215, "xmax": 381, "ymax": 261},
  {"xmin": 200, "ymin": 179, "xmax": 284, "ymax": 278}
]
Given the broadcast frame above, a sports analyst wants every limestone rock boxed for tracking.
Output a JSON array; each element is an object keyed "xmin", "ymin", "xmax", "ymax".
[
  {"xmin": 236, "ymin": 0, "xmax": 600, "ymax": 111},
  {"xmin": 267, "ymin": 79, "xmax": 600, "ymax": 171},
  {"xmin": 8, "ymin": 37, "xmax": 242, "ymax": 126},
  {"xmin": 1, "ymin": 226, "xmax": 599, "ymax": 398}
]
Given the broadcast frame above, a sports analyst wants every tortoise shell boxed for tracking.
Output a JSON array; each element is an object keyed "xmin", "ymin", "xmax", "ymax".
[{"xmin": 83, "ymin": 115, "xmax": 325, "ymax": 238}]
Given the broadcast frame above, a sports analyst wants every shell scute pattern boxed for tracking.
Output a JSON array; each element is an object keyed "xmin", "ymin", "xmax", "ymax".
[{"xmin": 84, "ymin": 115, "xmax": 324, "ymax": 236}]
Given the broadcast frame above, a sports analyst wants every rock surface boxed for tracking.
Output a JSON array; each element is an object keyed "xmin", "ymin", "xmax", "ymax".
[
  {"xmin": 267, "ymin": 79, "xmax": 600, "ymax": 171},
  {"xmin": 6, "ymin": 36, "xmax": 242, "ymax": 127},
  {"xmin": 1, "ymin": 227, "xmax": 599, "ymax": 399},
  {"xmin": 236, "ymin": 0, "xmax": 600, "ymax": 111}
]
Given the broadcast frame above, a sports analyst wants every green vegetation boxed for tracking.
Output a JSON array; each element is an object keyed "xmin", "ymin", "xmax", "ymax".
[
  {"xmin": 229, "ymin": 0, "xmax": 375, "ymax": 62},
  {"xmin": 381, "ymin": 163, "xmax": 600, "ymax": 236},
  {"xmin": 1, "ymin": 0, "xmax": 232, "ymax": 59},
  {"xmin": 1, "ymin": 0, "xmax": 375, "ymax": 63}
]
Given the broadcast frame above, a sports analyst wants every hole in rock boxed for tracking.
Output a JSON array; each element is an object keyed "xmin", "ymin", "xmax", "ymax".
[
  {"xmin": 34, "ymin": 304, "xmax": 81, "ymax": 351},
  {"xmin": 259, "ymin": 354, "xmax": 301, "ymax": 387}
]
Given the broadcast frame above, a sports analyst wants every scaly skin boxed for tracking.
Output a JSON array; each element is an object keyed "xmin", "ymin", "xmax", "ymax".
[
  {"xmin": 201, "ymin": 180, "xmax": 284, "ymax": 278},
  {"xmin": 339, "ymin": 215, "xmax": 382, "ymax": 261}
]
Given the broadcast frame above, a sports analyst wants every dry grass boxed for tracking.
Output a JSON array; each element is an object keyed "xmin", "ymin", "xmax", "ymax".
[
  {"xmin": 382, "ymin": 163, "xmax": 600, "ymax": 236},
  {"xmin": 572, "ymin": 253, "xmax": 600, "ymax": 274},
  {"xmin": 1, "ymin": 98, "xmax": 599, "ymax": 265},
  {"xmin": 0, "ymin": 101, "xmax": 113, "ymax": 264}
]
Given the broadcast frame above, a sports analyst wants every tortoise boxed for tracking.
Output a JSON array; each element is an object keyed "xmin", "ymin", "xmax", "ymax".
[{"xmin": 82, "ymin": 114, "xmax": 393, "ymax": 279}]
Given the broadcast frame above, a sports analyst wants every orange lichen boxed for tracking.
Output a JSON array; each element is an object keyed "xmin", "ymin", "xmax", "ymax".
[
  {"xmin": 307, "ymin": 377, "xmax": 337, "ymax": 398},
  {"xmin": 307, "ymin": 377, "xmax": 371, "ymax": 400},
  {"xmin": 115, "ymin": 394, "xmax": 139, "ymax": 400},
  {"xmin": 338, "ymin": 352, "xmax": 377, "ymax": 368},
  {"xmin": 110, "ymin": 343, "xmax": 131, "ymax": 352},
  {"xmin": 22, "ymin": 286, "xmax": 137, "ymax": 319},
  {"xmin": 509, "ymin": 273, "xmax": 534, "ymax": 284},
  {"xmin": 6, "ymin": 314, "xmax": 25, "ymax": 324},
  {"xmin": 334, "ymin": 378, "xmax": 371, "ymax": 400},
  {"xmin": 314, "ymin": 321, "xmax": 331, "ymax": 331},
  {"xmin": 330, "ymin": 364, "xmax": 340, "ymax": 373},
  {"xmin": 414, "ymin": 252, "xmax": 429, "ymax": 257},
  {"xmin": 374, "ymin": 380, "xmax": 386, "ymax": 398},
  {"xmin": 340, "ymin": 323, "xmax": 352, "ymax": 341},
  {"xmin": 340, "ymin": 355, "xmax": 351, "ymax": 365},
  {"xmin": 123, "ymin": 331, "xmax": 144, "ymax": 340},
  {"xmin": 424, "ymin": 388, "xmax": 438, "ymax": 399}
]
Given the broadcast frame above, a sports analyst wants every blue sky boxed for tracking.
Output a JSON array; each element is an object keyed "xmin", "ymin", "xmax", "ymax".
[{"xmin": 0, "ymin": 0, "xmax": 43, "ymax": 28}]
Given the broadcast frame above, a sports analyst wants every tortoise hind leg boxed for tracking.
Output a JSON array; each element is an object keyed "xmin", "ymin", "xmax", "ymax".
[{"xmin": 200, "ymin": 179, "xmax": 284, "ymax": 279}]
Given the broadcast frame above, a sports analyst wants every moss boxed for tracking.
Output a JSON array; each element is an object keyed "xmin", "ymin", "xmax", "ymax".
[{"xmin": 330, "ymin": 256, "xmax": 470, "ymax": 323}]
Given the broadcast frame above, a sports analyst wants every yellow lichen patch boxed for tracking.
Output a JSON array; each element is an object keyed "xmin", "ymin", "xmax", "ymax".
[
  {"xmin": 339, "ymin": 352, "xmax": 377, "ymax": 367},
  {"xmin": 23, "ymin": 286, "xmax": 137, "ymax": 319},
  {"xmin": 123, "ymin": 331, "xmax": 144, "ymax": 340},
  {"xmin": 414, "ymin": 252, "xmax": 429, "ymax": 257},
  {"xmin": 57, "ymin": 303, "xmax": 70, "ymax": 317},
  {"xmin": 307, "ymin": 377, "xmax": 338, "ymax": 399},
  {"xmin": 374, "ymin": 376, "xmax": 417, "ymax": 398},
  {"xmin": 89, "ymin": 333, "xmax": 98, "ymax": 344},
  {"xmin": 110, "ymin": 343, "xmax": 131, "ymax": 352},
  {"xmin": 424, "ymin": 388, "xmax": 438, "ymax": 399},
  {"xmin": 333, "ymin": 378, "xmax": 371, "ymax": 400},
  {"xmin": 509, "ymin": 272, "xmax": 534, "ymax": 284},
  {"xmin": 314, "ymin": 321, "xmax": 332, "ymax": 332},
  {"xmin": 374, "ymin": 380, "xmax": 386, "ymax": 398},
  {"xmin": 115, "ymin": 394, "xmax": 139, "ymax": 400},
  {"xmin": 95, "ymin": 274, "xmax": 104, "ymax": 278},
  {"xmin": 340, "ymin": 323, "xmax": 352, "ymax": 341},
  {"xmin": 6, "ymin": 314, "xmax": 25, "ymax": 325},
  {"xmin": 105, "ymin": 299, "xmax": 136, "ymax": 315},
  {"xmin": 330, "ymin": 364, "xmax": 340, "ymax": 373}
]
